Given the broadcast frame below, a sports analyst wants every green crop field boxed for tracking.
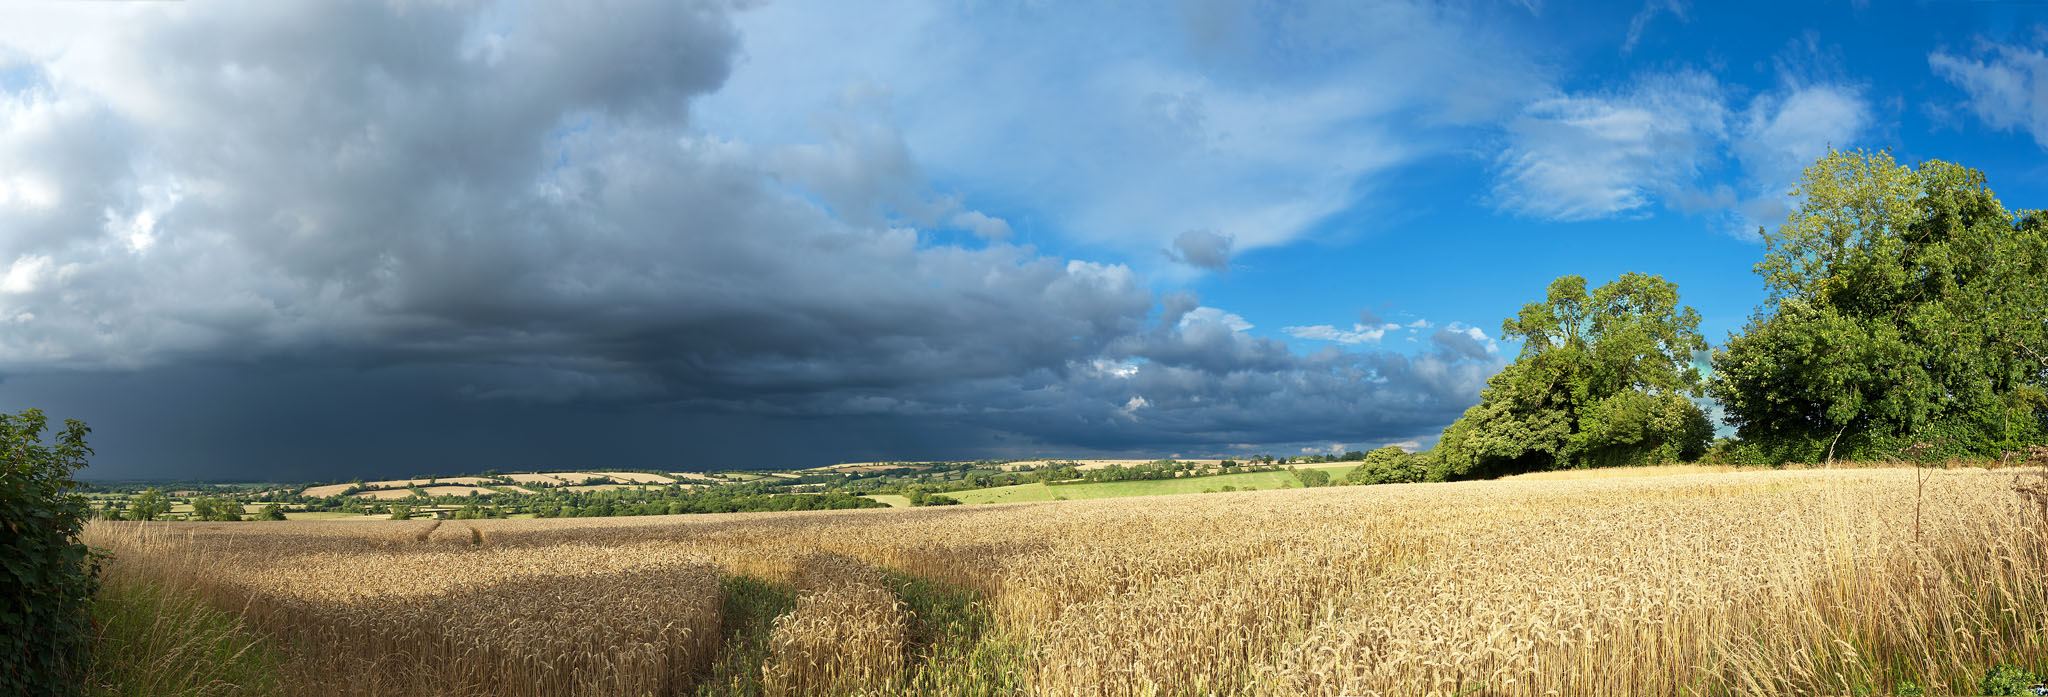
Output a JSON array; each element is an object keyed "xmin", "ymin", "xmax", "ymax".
[
  {"xmin": 948, "ymin": 464, "xmax": 1357, "ymax": 504},
  {"xmin": 862, "ymin": 494, "xmax": 912, "ymax": 508}
]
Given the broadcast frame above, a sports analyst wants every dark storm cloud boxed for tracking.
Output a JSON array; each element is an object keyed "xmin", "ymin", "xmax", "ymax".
[{"xmin": 0, "ymin": 0, "xmax": 1498, "ymax": 478}]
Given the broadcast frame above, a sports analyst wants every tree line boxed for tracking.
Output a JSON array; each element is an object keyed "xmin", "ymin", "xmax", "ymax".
[{"xmin": 1406, "ymin": 150, "xmax": 2045, "ymax": 483}]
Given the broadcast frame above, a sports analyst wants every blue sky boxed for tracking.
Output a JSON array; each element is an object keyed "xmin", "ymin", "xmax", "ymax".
[
  {"xmin": 0, "ymin": 0, "xmax": 2043, "ymax": 478},
  {"xmin": 695, "ymin": 0, "xmax": 2048, "ymax": 353}
]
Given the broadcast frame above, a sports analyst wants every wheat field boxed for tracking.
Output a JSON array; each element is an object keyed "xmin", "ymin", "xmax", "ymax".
[{"xmin": 85, "ymin": 466, "xmax": 2048, "ymax": 696}]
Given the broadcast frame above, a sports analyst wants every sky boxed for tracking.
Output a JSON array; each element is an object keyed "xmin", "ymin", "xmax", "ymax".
[{"xmin": 0, "ymin": 0, "xmax": 2044, "ymax": 480}]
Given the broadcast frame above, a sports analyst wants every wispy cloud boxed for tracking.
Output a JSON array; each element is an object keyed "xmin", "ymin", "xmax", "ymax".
[
  {"xmin": 1491, "ymin": 65, "xmax": 1869, "ymax": 238},
  {"xmin": 1284, "ymin": 322, "xmax": 1403, "ymax": 344},
  {"xmin": 1492, "ymin": 71, "xmax": 1728, "ymax": 221},
  {"xmin": 1622, "ymin": 0, "xmax": 1688, "ymax": 55},
  {"xmin": 1930, "ymin": 37, "xmax": 2048, "ymax": 149}
]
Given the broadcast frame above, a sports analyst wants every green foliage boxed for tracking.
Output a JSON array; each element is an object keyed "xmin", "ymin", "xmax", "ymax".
[
  {"xmin": 127, "ymin": 488, "xmax": 168, "ymax": 522},
  {"xmin": 915, "ymin": 493, "xmax": 962, "ymax": 506},
  {"xmin": 1978, "ymin": 664, "xmax": 2044, "ymax": 696},
  {"xmin": 1346, "ymin": 446, "xmax": 1427, "ymax": 485},
  {"xmin": 1430, "ymin": 274, "xmax": 1712, "ymax": 480},
  {"xmin": 694, "ymin": 575, "xmax": 797, "ymax": 697},
  {"xmin": 87, "ymin": 578, "xmax": 282, "ymax": 696},
  {"xmin": 1711, "ymin": 150, "xmax": 2048, "ymax": 462},
  {"xmin": 387, "ymin": 504, "xmax": 413, "ymax": 521},
  {"xmin": 255, "ymin": 504, "xmax": 287, "ymax": 521},
  {"xmin": 1292, "ymin": 469, "xmax": 1331, "ymax": 487},
  {"xmin": 0, "ymin": 409, "xmax": 98, "ymax": 697},
  {"xmin": 187, "ymin": 496, "xmax": 245, "ymax": 522},
  {"xmin": 886, "ymin": 570, "xmax": 1033, "ymax": 696}
]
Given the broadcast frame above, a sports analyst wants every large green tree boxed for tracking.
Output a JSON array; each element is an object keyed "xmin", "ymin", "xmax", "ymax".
[
  {"xmin": 1710, "ymin": 150, "xmax": 2048, "ymax": 462},
  {"xmin": 1429, "ymin": 273, "xmax": 1712, "ymax": 480}
]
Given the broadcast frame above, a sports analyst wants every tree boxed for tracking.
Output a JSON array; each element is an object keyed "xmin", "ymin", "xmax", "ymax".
[
  {"xmin": 1711, "ymin": 150, "xmax": 2048, "ymax": 462},
  {"xmin": 1430, "ymin": 273, "xmax": 1712, "ymax": 480},
  {"xmin": 189, "ymin": 496, "xmax": 245, "ymax": 522},
  {"xmin": 914, "ymin": 493, "xmax": 961, "ymax": 506},
  {"xmin": 1293, "ymin": 469, "xmax": 1331, "ymax": 487},
  {"xmin": 129, "ymin": 487, "xmax": 169, "ymax": 522},
  {"xmin": 256, "ymin": 503, "xmax": 288, "ymax": 521},
  {"xmin": 1347, "ymin": 446, "xmax": 1427, "ymax": 485},
  {"xmin": 0, "ymin": 409, "xmax": 97, "ymax": 696}
]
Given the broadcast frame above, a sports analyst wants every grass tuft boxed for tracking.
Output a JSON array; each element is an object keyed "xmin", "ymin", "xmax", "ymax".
[
  {"xmin": 86, "ymin": 576, "xmax": 281, "ymax": 697},
  {"xmin": 696, "ymin": 575, "xmax": 797, "ymax": 697}
]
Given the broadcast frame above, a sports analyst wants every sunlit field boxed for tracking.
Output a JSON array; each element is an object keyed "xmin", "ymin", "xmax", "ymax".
[{"xmin": 86, "ymin": 466, "xmax": 2048, "ymax": 697}]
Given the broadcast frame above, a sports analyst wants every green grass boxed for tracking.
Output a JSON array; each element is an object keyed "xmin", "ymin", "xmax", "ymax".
[
  {"xmin": 694, "ymin": 576, "xmax": 798, "ymax": 697},
  {"xmin": 87, "ymin": 578, "xmax": 283, "ymax": 697},
  {"xmin": 885, "ymin": 571, "xmax": 1032, "ymax": 696},
  {"xmin": 949, "ymin": 465, "xmax": 1358, "ymax": 505}
]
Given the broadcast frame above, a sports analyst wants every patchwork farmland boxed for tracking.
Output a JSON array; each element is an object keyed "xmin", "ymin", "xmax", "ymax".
[{"xmin": 308, "ymin": 471, "xmax": 694, "ymax": 500}]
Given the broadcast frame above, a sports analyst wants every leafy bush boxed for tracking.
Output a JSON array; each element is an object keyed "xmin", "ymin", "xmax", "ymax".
[
  {"xmin": 1347, "ymin": 446, "xmax": 1427, "ymax": 485},
  {"xmin": 1293, "ymin": 469, "xmax": 1331, "ymax": 488},
  {"xmin": 188, "ymin": 496, "xmax": 245, "ymax": 522},
  {"xmin": 128, "ymin": 488, "xmax": 168, "ymax": 522},
  {"xmin": 0, "ymin": 409, "xmax": 98, "ymax": 697},
  {"xmin": 1980, "ymin": 664, "xmax": 2045, "ymax": 696}
]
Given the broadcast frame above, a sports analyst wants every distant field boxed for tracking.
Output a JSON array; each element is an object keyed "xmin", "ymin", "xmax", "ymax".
[
  {"xmin": 301, "ymin": 471, "xmax": 687, "ymax": 499},
  {"xmin": 826, "ymin": 462, "xmax": 931, "ymax": 471},
  {"xmin": 561, "ymin": 484, "xmax": 646, "ymax": 492},
  {"xmin": 85, "ymin": 466, "xmax": 2048, "ymax": 697},
  {"xmin": 304, "ymin": 477, "xmax": 499, "ymax": 497},
  {"xmin": 414, "ymin": 485, "xmax": 499, "ymax": 498},
  {"xmin": 862, "ymin": 494, "xmax": 911, "ymax": 507},
  {"xmin": 500, "ymin": 473, "xmax": 573, "ymax": 486},
  {"xmin": 283, "ymin": 511, "xmax": 380, "ymax": 520},
  {"xmin": 354, "ymin": 486, "xmax": 500, "ymax": 500},
  {"xmin": 583, "ymin": 471, "xmax": 676, "ymax": 484},
  {"xmin": 997, "ymin": 458, "xmax": 1226, "ymax": 471},
  {"xmin": 950, "ymin": 464, "xmax": 1356, "ymax": 504}
]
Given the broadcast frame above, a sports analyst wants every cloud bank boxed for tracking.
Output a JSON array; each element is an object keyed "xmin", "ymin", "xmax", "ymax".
[{"xmin": 0, "ymin": 0, "xmax": 1501, "ymax": 477}]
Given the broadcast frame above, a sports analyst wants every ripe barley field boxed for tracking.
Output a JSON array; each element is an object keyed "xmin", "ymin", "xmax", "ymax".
[{"xmin": 85, "ymin": 466, "xmax": 2048, "ymax": 696}]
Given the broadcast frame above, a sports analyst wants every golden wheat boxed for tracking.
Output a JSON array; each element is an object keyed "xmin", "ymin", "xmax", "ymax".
[{"xmin": 84, "ymin": 465, "xmax": 2048, "ymax": 697}]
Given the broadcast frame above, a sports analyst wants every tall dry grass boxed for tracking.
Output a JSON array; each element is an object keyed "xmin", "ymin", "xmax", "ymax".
[
  {"xmin": 762, "ymin": 553, "xmax": 909, "ymax": 696},
  {"xmin": 83, "ymin": 465, "xmax": 2048, "ymax": 697}
]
